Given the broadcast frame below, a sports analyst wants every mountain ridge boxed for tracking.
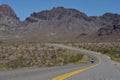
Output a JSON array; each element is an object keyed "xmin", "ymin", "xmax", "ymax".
[{"xmin": 0, "ymin": 4, "xmax": 120, "ymax": 42}]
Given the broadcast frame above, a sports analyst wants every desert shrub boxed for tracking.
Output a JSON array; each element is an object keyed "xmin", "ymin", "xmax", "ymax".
[
  {"xmin": 69, "ymin": 42, "xmax": 120, "ymax": 62},
  {"xmin": 6, "ymin": 57, "xmax": 28, "ymax": 69},
  {"xmin": 0, "ymin": 43, "xmax": 85, "ymax": 70}
]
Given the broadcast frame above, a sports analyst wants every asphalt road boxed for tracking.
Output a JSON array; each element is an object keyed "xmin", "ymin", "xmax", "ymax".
[{"xmin": 0, "ymin": 44, "xmax": 120, "ymax": 80}]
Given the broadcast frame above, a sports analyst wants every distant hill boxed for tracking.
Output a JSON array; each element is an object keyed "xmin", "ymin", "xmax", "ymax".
[{"xmin": 0, "ymin": 4, "xmax": 120, "ymax": 42}]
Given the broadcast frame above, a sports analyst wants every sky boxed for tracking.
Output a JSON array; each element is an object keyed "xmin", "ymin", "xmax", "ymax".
[{"xmin": 0, "ymin": 0, "xmax": 120, "ymax": 21}]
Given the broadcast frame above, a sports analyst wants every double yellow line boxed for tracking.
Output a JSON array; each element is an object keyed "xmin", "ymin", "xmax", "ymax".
[{"xmin": 52, "ymin": 56, "xmax": 101, "ymax": 80}]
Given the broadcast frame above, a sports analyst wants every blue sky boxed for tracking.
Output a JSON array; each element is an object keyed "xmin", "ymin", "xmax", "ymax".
[{"xmin": 0, "ymin": 0, "xmax": 120, "ymax": 21}]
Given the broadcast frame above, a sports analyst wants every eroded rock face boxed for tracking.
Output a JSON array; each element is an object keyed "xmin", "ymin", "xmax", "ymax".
[
  {"xmin": 97, "ymin": 24, "xmax": 120, "ymax": 36},
  {"xmin": 28, "ymin": 7, "xmax": 88, "ymax": 20},
  {"xmin": 0, "ymin": 4, "xmax": 19, "ymax": 19},
  {"xmin": 0, "ymin": 4, "xmax": 20, "ymax": 34}
]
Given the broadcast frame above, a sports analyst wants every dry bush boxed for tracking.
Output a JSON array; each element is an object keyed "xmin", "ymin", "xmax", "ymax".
[{"xmin": 0, "ymin": 43, "xmax": 84, "ymax": 70}]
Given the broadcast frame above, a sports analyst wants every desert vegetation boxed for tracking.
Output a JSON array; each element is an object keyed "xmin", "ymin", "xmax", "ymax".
[
  {"xmin": 0, "ymin": 42, "xmax": 88, "ymax": 70},
  {"xmin": 67, "ymin": 42, "xmax": 120, "ymax": 62}
]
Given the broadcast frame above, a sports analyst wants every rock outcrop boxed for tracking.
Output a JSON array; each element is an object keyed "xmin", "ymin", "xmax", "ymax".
[{"xmin": 0, "ymin": 4, "xmax": 20, "ymax": 34}]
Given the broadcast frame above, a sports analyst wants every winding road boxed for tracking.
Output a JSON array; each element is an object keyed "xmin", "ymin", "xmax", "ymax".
[{"xmin": 0, "ymin": 44, "xmax": 120, "ymax": 80}]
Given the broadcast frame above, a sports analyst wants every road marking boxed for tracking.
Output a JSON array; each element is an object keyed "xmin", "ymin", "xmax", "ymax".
[{"xmin": 52, "ymin": 56, "xmax": 101, "ymax": 80}]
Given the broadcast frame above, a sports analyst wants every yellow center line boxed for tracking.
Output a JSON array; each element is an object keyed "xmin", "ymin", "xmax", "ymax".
[{"xmin": 52, "ymin": 56, "xmax": 101, "ymax": 80}]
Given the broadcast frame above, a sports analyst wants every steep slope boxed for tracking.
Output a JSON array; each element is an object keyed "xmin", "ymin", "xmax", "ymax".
[{"xmin": 0, "ymin": 4, "xmax": 20, "ymax": 35}]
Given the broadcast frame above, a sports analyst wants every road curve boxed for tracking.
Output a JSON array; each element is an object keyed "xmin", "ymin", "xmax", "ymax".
[{"xmin": 0, "ymin": 44, "xmax": 120, "ymax": 80}]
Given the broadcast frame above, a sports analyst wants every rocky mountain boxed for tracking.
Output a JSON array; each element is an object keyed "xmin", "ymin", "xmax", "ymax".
[
  {"xmin": 22, "ymin": 7, "xmax": 97, "ymax": 41},
  {"xmin": 0, "ymin": 4, "xmax": 120, "ymax": 42},
  {"xmin": 0, "ymin": 4, "xmax": 20, "ymax": 35},
  {"xmin": 22, "ymin": 7, "xmax": 120, "ymax": 42}
]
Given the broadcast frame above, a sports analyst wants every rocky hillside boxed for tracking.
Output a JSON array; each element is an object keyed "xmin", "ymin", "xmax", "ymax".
[
  {"xmin": 0, "ymin": 4, "xmax": 20, "ymax": 35},
  {"xmin": 0, "ymin": 4, "xmax": 120, "ymax": 42},
  {"xmin": 21, "ymin": 7, "xmax": 95, "ymax": 41}
]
